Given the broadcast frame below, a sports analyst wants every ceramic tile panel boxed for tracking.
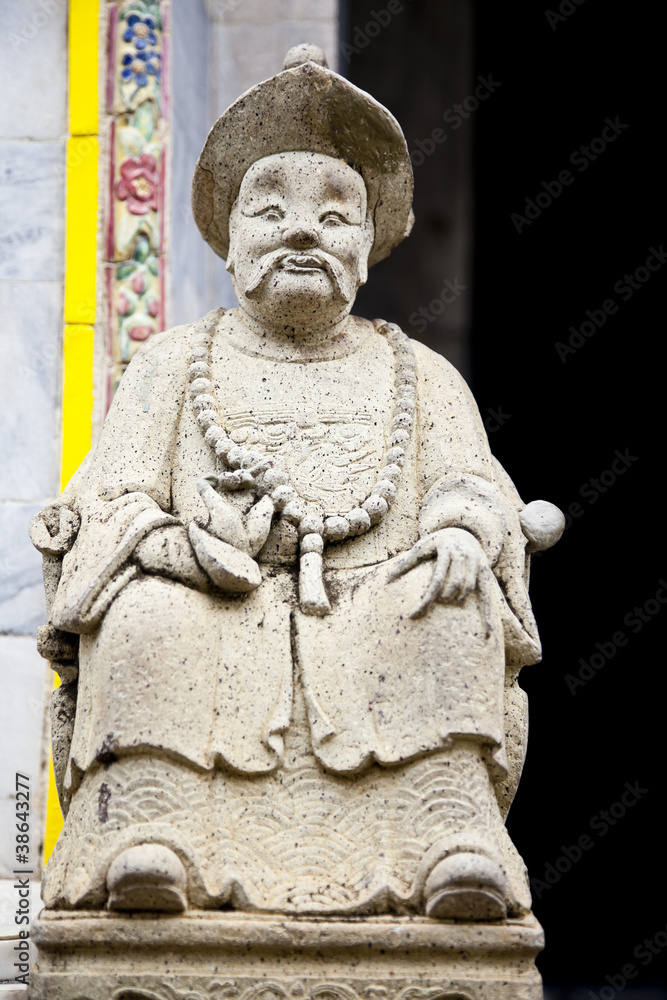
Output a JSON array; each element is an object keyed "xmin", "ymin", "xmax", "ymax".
[{"xmin": 104, "ymin": 1, "xmax": 170, "ymax": 408}]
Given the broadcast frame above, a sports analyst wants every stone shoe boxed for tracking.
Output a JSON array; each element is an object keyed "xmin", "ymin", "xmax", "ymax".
[
  {"xmin": 106, "ymin": 843, "xmax": 187, "ymax": 912},
  {"xmin": 424, "ymin": 851, "xmax": 508, "ymax": 921}
]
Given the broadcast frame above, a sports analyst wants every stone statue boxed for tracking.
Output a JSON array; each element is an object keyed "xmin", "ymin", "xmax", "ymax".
[{"xmin": 30, "ymin": 44, "xmax": 563, "ymax": 999}]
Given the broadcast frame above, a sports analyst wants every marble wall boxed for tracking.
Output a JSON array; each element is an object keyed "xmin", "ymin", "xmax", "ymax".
[{"xmin": 0, "ymin": 0, "xmax": 66, "ymax": 979}]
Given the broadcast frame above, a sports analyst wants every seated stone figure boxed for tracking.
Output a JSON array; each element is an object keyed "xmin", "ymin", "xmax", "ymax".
[{"xmin": 31, "ymin": 45, "xmax": 563, "ymax": 923}]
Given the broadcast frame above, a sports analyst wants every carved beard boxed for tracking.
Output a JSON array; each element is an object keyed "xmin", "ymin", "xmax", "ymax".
[{"xmin": 242, "ymin": 248, "xmax": 357, "ymax": 304}]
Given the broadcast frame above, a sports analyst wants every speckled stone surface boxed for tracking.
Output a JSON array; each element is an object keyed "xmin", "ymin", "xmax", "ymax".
[
  {"xmin": 30, "ymin": 910, "xmax": 545, "ymax": 1000},
  {"xmin": 29, "ymin": 45, "xmax": 563, "ymax": 1000},
  {"xmin": 192, "ymin": 49, "xmax": 414, "ymax": 269}
]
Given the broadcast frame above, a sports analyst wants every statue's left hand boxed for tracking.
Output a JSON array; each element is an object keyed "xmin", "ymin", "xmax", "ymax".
[{"xmin": 388, "ymin": 527, "xmax": 492, "ymax": 624}]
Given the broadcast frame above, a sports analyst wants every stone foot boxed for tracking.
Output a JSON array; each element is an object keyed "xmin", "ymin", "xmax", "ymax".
[
  {"xmin": 106, "ymin": 843, "xmax": 187, "ymax": 912},
  {"xmin": 424, "ymin": 851, "xmax": 507, "ymax": 921}
]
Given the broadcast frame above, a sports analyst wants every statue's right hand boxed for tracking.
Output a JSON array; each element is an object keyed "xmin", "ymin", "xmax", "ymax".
[
  {"xmin": 196, "ymin": 477, "xmax": 275, "ymax": 557},
  {"xmin": 188, "ymin": 523, "xmax": 262, "ymax": 593},
  {"xmin": 189, "ymin": 478, "xmax": 275, "ymax": 591},
  {"xmin": 196, "ymin": 478, "xmax": 249, "ymax": 551}
]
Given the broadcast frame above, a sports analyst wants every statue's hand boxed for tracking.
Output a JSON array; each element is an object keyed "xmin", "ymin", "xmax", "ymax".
[
  {"xmin": 188, "ymin": 523, "xmax": 262, "ymax": 593},
  {"xmin": 134, "ymin": 525, "xmax": 210, "ymax": 590},
  {"xmin": 195, "ymin": 478, "xmax": 275, "ymax": 557},
  {"xmin": 388, "ymin": 527, "xmax": 492, "ymax": 624},
  {"xmin": 188, "ymin": 478, "xmax": 277, "ymax": 594},
  {"xmin": 195, "ymin": 479, "xmax": 249, "ymax": 551}
]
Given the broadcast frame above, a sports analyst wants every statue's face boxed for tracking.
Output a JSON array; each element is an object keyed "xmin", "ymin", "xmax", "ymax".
[{"xmin": 227, "ymin": 151, "xmax": 374, "ymax": 331}]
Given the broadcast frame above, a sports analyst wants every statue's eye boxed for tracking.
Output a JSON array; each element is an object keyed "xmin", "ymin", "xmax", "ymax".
[
  {"xmin": 320, "ymin": 211, "xmax": 349, "ymax": 226},
  {"xmin": 256, "ymin": 206, "xmax": 284, "ymax": 221}
]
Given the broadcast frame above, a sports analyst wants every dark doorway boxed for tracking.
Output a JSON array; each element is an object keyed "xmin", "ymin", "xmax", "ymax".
[{"xmin": 342, "ymin": 1, "xmax": 665, "ymax": 993}]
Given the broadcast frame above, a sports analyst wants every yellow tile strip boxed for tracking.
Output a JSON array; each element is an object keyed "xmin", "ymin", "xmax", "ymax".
[
  {"xmin": 60, "ymin": 324, "xmax": 95, "ymax": 491},
  {"xmin": 43, "ymin": 677, "xmax": 62, "ymax": 866},
  {"xmin": 45, "ymin": 0, "xmax": 100, "ymax": 865},
  {"xmin": 64, "ymin": 137, "xmax": 99, "ymax": 325},
  {"xmin": 69, "ymin": 0, "xmax": 100, "ymax": 136}
]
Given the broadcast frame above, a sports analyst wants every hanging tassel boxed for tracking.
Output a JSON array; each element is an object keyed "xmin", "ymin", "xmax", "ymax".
[{"xmin": 299, "ymin": 533, "xmax": 330, "ymax": 615}]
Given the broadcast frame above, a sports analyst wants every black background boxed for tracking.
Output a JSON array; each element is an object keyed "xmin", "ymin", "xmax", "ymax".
[{"xmin": 344, "ymin": 0, "xmax": 665, "ymax": 991}]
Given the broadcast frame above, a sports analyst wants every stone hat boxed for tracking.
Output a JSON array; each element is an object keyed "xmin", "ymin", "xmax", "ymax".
[{"xmin": 191, "ymin": 44, "xmax": 414, "ymax": 268}]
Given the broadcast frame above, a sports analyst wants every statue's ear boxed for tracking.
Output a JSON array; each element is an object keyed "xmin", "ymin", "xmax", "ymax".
[
  {"xmin": 225, "ymin": 199, "xmax": 239, "ymax": 274},
  {"xmin": 357, "ymin": 215, "xmax": 375, "ymax": 287}
]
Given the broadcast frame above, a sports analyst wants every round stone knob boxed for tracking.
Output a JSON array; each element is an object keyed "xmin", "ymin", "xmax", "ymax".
[
  {"xmin": 283, "ymin": 44, "xmax": 328, "ymax": 70},
  {"xmin": 519, "ymin": 500, "xmax": 565, "ymax": 552}
]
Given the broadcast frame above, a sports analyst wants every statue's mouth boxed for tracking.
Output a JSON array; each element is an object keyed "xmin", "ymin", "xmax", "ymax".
[
  {"xmin": 281, "ymin": 254, "xmax": 326, "ymax": 272},
  {"xmin": 245, "ymin": 249, "xmax": 349, "ymax": 299}
]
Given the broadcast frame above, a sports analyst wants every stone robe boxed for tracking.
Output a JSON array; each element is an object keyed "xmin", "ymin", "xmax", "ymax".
[{"xmin": 50, "ymin": 309, "xmax": 541, "ymax": 797}]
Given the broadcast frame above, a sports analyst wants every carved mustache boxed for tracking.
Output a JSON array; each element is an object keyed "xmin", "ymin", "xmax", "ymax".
[{"xmin": 244, "ymin": 248, "xmax": 352, "ymax": 299}]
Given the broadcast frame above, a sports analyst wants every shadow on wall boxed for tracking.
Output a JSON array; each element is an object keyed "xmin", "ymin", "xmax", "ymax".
[{"xmin": 342, "ymin": 0, "xmax": 475, "ymax": 378}]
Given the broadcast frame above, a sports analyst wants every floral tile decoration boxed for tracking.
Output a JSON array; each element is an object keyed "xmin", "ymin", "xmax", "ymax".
[{"xmin": 105, "ymin": 0, "xmax": 169, "ymax": 408}]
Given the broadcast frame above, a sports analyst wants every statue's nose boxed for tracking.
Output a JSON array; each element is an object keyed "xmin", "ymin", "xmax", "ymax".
[{"xmin": 281, "ymin": 225, "xmax": 319, "ymax": 250}]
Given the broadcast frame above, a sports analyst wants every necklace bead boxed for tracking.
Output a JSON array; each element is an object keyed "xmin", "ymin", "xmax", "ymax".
[{"xmin": 188, "ymin": 317, "xmax": 417, "ymax": 603}]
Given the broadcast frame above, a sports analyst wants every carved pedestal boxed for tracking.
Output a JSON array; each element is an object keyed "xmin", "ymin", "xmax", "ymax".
[{"xmin": 30, "ymin": 910, "xmax": 544, "ymax": 1000}]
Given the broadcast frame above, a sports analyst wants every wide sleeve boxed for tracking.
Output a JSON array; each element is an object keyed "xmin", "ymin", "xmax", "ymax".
[
  {"xmin": 413, "ymin": 340, "xmax": 541, "ymax": 666},
  {"xmin": 50, "ymin": 324, "xmax": 192, "ymax": 633}
]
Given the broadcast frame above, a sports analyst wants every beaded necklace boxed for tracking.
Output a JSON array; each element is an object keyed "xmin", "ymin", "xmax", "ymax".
[{"xmin": 188, "ymin": 313, "xmax": 417, "ymax": 615}]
